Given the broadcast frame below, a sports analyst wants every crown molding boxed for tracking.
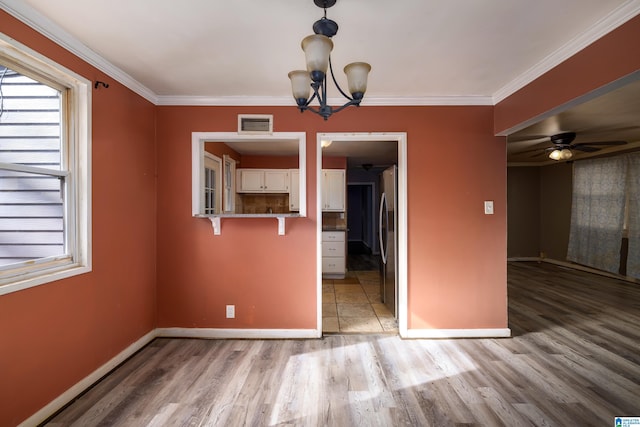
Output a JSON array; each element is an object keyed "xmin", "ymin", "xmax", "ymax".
[
  {"xmin": 0, "ymin": 0, "xmax": 158, "ymax": 104},
  {"xmin": 492, "ymin": 0, "xmax": 640, "ymax": 104},
  {"xmin": 156, "ymin": 95, "xmax": 494, "ymax": 106}
]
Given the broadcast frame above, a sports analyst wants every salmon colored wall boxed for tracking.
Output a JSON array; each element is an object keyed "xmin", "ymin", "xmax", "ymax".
[
  {"xmin": 495, "ymin": 15, "xmax": 640, "ymax": 134},
  {"xmin": 0, "ymin": 11, "xmax": 157, "ymax": 427},
  {"xmin": 155, "ymin": 105, "xmax": 507, "ymax": 330},
  {"xmin": 204, "ymin": 142, "xmax": 241, "ymax": 162},
  {"xmin": 323, "ymin": 156, "xmax": 347, "ymax": 169},
  {"xmin": 240, "ymin": 155, "xmax": 298, "ymax": 169}
]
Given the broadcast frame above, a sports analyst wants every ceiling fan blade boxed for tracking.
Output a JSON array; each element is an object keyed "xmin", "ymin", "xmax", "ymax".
[
  {"xmin": 507, "ymin": 135, "xmax": 550, "ymax": 144},
  {"xmin": 573, "ymin": 140, "xmax": 627, "ymax": 147},
  {"xmin": 571, "ymin": 145, "xmax": 600, "ymax": 152},
  {"xmin": 517, "ymin": 146, "xmax": 548, "ymax": 155},
  {"xmin": 530, "ymin": 150, "xmax": 551, "ymax": 158}
]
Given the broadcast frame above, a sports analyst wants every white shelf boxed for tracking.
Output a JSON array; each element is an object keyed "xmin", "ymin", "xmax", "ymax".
[{"xmin": 196, "ymin": 214, "xmax": 301, "ymax": 236}]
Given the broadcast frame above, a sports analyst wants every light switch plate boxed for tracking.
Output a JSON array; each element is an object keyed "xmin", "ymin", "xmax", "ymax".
[
  {"xmin": 484, "ymin": 201, "xmax": 494, "ymax": 215},
  {"xmin": 226, "ymin": 305, "xmax": 235, "ymax": 318}
]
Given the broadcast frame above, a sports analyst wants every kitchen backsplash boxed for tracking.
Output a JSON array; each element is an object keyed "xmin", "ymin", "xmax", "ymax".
[{"xmin": 236, "ymin": 194, "xmax": 291, "ymax": 214}]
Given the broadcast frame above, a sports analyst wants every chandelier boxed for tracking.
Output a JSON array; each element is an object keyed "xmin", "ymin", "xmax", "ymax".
[{"xmin": 288, "ymin": 0, "xmax": 371, "ymax": 120}]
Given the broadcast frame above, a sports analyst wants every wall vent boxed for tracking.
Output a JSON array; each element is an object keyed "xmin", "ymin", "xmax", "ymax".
[{"xmin": 238, "ymin": 114, "xmax": 273, "ymax": 134}]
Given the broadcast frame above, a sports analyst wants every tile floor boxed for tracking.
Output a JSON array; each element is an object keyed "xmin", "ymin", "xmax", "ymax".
[{"xmin": 322, "ymin": 270, "xmax": 398, "ymax": 334}]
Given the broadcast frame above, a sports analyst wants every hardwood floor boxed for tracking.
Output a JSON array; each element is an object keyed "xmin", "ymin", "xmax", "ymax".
[{"xmin": 43, "ymin": 262, "xmax": 640, "ymax": 426}]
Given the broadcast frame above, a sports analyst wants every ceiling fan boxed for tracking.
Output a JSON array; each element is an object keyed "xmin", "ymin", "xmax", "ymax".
[{"xmin": 523, "ymin": 132, "xmax": 627, "ymax": 160}]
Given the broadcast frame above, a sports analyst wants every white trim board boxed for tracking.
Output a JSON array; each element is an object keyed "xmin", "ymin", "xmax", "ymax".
[
  {"xmin": 155, "ymin": 328, "xmax": 321, "ymax": 340},
  {"xmin": 404, "ymin": 328, "xmax": 512, "ymax": 339}
]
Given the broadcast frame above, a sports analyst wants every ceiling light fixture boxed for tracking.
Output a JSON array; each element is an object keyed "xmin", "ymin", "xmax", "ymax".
[
  {"xmin": 288, "ymin": 0, "xmax": 371, "ymax": 120},
  {"xmin": 548, "ymin": 148, "xmax": 573, "ymax": 161}
]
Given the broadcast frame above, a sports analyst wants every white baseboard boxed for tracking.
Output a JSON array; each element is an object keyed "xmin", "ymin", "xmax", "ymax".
[
  {"xmin": 18, "ymin": 330, "xmax": 156, "ymax": 427},
  {"xmin": 404, "ymin": 328, "xmax": 512, "ymax": 339},
  {"xmin": 155, "ymin": 327, "xmax": 322, "ymax": 339}
]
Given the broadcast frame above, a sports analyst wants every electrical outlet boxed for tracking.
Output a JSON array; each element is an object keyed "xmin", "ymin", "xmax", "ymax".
[{"xmin": 226, "ymin": 305, "xmax": 235, "ymax": 318}]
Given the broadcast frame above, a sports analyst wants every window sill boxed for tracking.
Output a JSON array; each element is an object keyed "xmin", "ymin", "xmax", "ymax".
[{"xmin": 0, "ymin": 263, "xmax": 92, "ymax": 296}]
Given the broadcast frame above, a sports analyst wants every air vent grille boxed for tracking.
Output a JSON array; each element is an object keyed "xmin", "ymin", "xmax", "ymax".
[{"xmin": 238, "ymin": 115, "xmax": 273, "ymax": 134}]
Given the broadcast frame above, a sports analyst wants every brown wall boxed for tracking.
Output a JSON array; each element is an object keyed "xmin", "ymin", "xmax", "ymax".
[
  {"xmin": 155, "ymin": 105, "xmax": 508, "ymax": 331},
  {"xmin": 507, "ymin": 167, "xmax": 540, "ymax": 257},
  {"xmin": 0, "ymin": 11, "xmax": 157, "ymax": 427},
  {"xmin": 540, "ymin": 163, "xmax": 573, "ymax": 260},
  {"xmin": 507, "ymin": 163, "xmax": 573, "ymax": 260}
]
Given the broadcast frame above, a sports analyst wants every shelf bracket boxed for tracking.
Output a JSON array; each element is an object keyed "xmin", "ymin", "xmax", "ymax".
[
  {"xmin": 209, "ymin": 217, "xmax": 221, "ymax": 235},
  {"xmin": 277, "ymin": 216, "xmax": 286, "ymax": 235}
]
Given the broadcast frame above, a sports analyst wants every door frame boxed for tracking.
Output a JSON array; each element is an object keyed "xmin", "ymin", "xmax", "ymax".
[{"xmin": 316, "ymin": 132, "xmax": 408, "ymax": 337}]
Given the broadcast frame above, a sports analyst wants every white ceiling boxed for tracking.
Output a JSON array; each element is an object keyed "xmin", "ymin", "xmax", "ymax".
[
  {"xmin": 2, "ymin": 0, "xmax": 640, "ymax": 165},
  {"xmin": 2, "ymin": 0, "xmax": 639, "ymax": 106}
]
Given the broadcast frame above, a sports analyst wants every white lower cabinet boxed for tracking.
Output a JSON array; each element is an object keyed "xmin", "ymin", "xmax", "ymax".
[{"xmin": 322, "ymin": 231, "xmax": 345, "ymax": 278}]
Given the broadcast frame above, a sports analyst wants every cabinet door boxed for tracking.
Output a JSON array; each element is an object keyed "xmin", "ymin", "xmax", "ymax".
[
  {"xmin": 264, "ymin": 170, "xmax": 289, "ymax": 192},
  {"xmin": 289, "ymin": 169, "xmax": 300, "ymax": 211},
  {"xmin": 322, "ymin": 169, "xmax": 345, "ymax": 211},
  {"xmin": 238, "ymin": 169, "xmax": 264, "ymax": 192}
]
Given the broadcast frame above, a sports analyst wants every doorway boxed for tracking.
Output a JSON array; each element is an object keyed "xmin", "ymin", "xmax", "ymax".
[
  {"xmin": 317, "ymin": 133, "xmax": 407, "ymax": 336},
  {"xmin": 347, "ymin": 182, "xmax": 377, "ymax": 270}
]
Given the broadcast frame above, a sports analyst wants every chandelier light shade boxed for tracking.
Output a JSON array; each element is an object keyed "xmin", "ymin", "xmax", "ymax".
[
  {"xmin": 289, "ymin": 0, "xmax": 371, "ymax": 120},
  {"xmin": 288, "ymin": 70, "xmax": 311, "ymax": 100},
  {"xmin": 344, "ymin": 62, "xmax": 372, "ymax": 97},
  {"xmin": 302, "ymin": 34, "xmax": 333, "ymax": 78}
]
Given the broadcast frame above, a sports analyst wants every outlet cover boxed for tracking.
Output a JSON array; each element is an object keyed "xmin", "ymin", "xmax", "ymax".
[
  {"xmin": 484, "ymin": 201, "xmax": 494, "ymax": 215},
  {"xmin": 226, "ymin": 305, "xmax": 235, "ymax": 318}
]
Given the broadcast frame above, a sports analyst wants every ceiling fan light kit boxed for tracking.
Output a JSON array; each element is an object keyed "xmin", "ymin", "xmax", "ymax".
[
  {"xmin": 288, "ymin": 0, "xmax": 371, "ymax": 120},
  {"xmin": 548, "ymin": 148, "xmax": 573, "ymax": 161}
]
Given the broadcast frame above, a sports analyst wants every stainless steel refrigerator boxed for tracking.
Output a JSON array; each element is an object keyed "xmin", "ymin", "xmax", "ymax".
[{"xmin": 379, "ymin": 165, "xmax": 398, "ymax": 318}]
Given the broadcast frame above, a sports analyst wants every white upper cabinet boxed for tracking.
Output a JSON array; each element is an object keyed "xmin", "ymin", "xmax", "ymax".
[
  {"xmin": 237, "ymin": 169, "xmax": 290, "ymax": 193},
  {"xmin": 322, "ymin": 169, "xmax": 345, "ymax": 211}
]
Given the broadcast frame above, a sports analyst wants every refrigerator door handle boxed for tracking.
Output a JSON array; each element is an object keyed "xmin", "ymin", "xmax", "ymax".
[{"xmin": 379, "ymin": 192, "xmax": 388, "ymax": 265}]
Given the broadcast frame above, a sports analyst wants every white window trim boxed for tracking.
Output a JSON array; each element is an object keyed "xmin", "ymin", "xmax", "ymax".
[
  {"xmin": 223, "ymin": 154, "xmax": 236, "ymax": 213},
  {"xmin": 0, "ymin": 33, "xmax": 92, "ymax": 296},
  {"xmin": 203, "ymin": 152, "xmax": 222, "ymax": 215}
]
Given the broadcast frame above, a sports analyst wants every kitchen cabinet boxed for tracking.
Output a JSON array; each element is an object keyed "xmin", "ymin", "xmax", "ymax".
[
  {"xmin": 237, "ymin": 169, "xmax": 289, "ymax": 193},
  {"xmin": 289, "ymin": 169, "xmax": 300, "ymax": 211},
  {"xmin": 322, "ymin": 230, "xmax": 346, "ymax": 278},
  {"xmin": 321, "ymin": 169, "xmax": 345, "ymax": 211}
]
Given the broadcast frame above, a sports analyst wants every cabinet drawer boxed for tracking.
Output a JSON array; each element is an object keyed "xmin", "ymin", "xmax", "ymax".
[
  {"xmin": 322, "ymin": 257, "xmax": 345, "ymax": 273},
  {"xmin": 322, "ymin": 242, "xmax": 345, "ymax": 257},
  {"xmin": 322, "ymin": 231, "xmax": 345, "ymax": 242}
]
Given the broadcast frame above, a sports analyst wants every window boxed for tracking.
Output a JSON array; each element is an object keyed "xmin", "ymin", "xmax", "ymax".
[
  {"xmin": 0, "ymin": 35, "xmax": 91, "ymax": 295},
  {"xmin": 567, "ymin": 153, "xmax": 640, "ymax": 279}
]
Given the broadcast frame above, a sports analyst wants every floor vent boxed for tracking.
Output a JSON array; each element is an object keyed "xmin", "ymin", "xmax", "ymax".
[{"xmin": 238, "ymin": 114, "xmax": 273, "ymax": 134}]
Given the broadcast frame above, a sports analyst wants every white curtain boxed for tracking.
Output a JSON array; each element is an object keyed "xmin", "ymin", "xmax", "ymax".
[
  {"xmin": 567, "ymin": 156, "xmax": 627, "ymax": 274},
  {"xmin": 627, "ymin": 152, "xmax": 640, "ymax": 278}
]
